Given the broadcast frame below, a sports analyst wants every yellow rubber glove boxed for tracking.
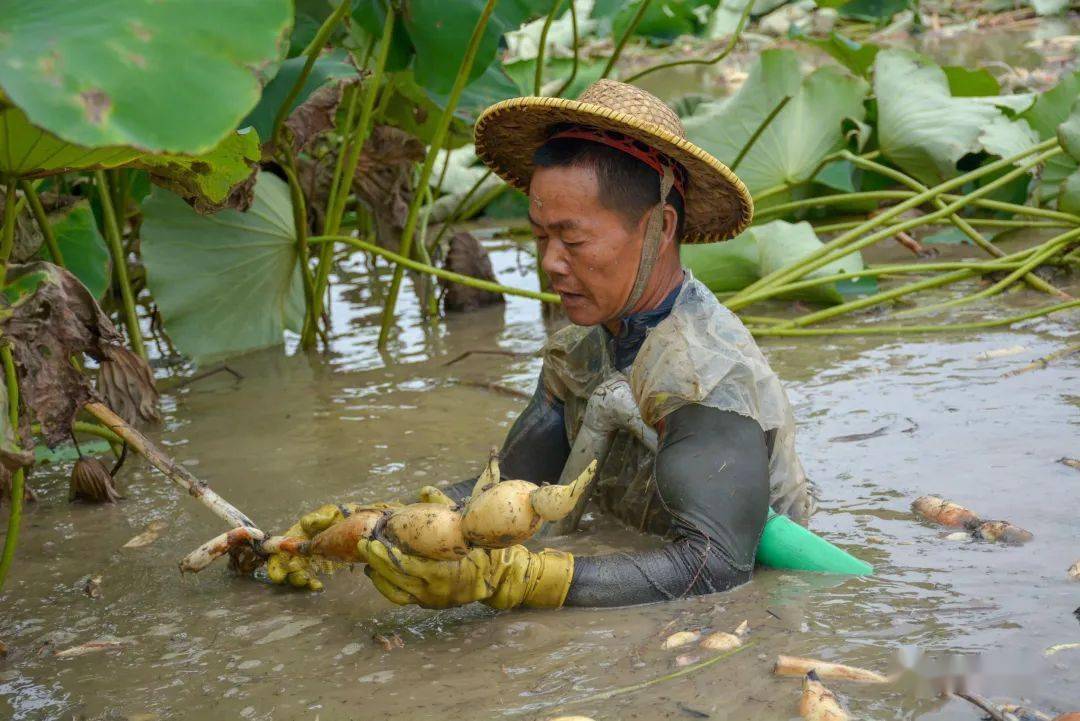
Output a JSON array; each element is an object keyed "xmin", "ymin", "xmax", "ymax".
[
  {"xmin": 357, "ymin": 538, "xmax": 574, "ymax": 610},
  {"xmin": 266, "ymin": 502, "xmax": 399, "ymax": 591}
]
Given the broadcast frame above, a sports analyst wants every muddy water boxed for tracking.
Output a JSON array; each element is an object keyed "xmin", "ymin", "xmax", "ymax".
[{"xmin": 2, "ymin": 236, "xmax": 1077, "ymax": 720}]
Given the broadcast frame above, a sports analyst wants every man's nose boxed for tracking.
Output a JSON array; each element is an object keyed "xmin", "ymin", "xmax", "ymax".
[{"xmin": 540, "ymin": 239, "xmax": 571, "ymax": 278}]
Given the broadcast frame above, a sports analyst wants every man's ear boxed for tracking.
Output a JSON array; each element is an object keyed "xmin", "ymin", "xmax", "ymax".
[{"xmin": 661, "ymin": 203, "xmax": 679, "ymax": 248}]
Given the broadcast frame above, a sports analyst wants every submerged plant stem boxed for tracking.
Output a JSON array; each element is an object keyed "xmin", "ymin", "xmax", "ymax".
[
  {"xmin": 748, "ymin": 300, "xmax": 1079, "ymax": 337},
  {"xmin": 0, "ymin": 347, "xmax": 23, "ymax": 591},
  {"xmin": 378, "ymin": 0, "xmax": 500, "ymax": 348},
  {"xmin": 311, "ymin": 235, "xmax": 560, "ymax": 303},
  {"xmin": 94, "ymin": 170, "xmax": 146, "ymax": 360}
]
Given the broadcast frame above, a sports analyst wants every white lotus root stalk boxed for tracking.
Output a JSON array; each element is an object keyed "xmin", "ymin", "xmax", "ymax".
[{"xmin": 180, "ymin": 455, "xmax": 598, "ymax": 572}]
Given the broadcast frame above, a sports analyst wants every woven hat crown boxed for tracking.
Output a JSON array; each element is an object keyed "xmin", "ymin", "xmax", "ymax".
[{"xmin": 577, "ymin": 79, "xmax": 686, "ymax": 139}]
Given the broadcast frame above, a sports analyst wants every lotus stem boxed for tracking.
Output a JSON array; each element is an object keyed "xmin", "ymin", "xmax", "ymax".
[
  {"xmin": 730, "ymin": 139, "xmax": 1060, "ymax": 304},
  {"xmin": 84, "ymin": 401, "xmax": 257, "ymax": 530},
  {"xmin": 731, "ymin": 95, "xmax": 791, "ymax": 172},
  {"xmin": 747, "ymin": 299, "xmax": 1079, "ymax": 336},
  {"xmin": 534, "ymin": 0, "xmax": 566, "ymax": 95},
  {"xmin": 269, "ymin": 0, "xmax": 352, "ymax": 145},
  {"xmin": 94, "ymin": 170, "xmax": 146, "ymax": 360},
  {"xmin": 602, "ymin": 0, "xmax": 654, "ymax": 80},
  {"xmin": 281, "ymin": 157, "xmax": 317, "ymax": 322},
  {"xmin": 378, "ymin": 0, "xmax": 500, "ymax": 348},
  {"xmin": 0, "ymin": 346, "xmax": 24, "ymax": 591},
  {"xmin": 305, "ymin": 8, "xmax": 396, "ymax": 349},
  {"xmin": 554, "ymin": 0, "xmax": 580, "ymax": 97},
  {"xmin": 841, "ymin": 151, "xmax": 1069, "ymax": 298},
  {"xmin": 310, "ymin": 234, "xmax": 561, "ymax": 303},
  {"xmin": 730, "ymin": 145, "xmax": 1062, "ymax": 309},
  {"xmin": 891, "ymin": 229, "xmax": 1079, "ymax": 318},
  {"xmin": 754, "ymin": 191, "xmax": 914, "ymax": 220},
  {"xmin": 0, "ymin": 180, "xmax": 16, "ymax": 263},
  {"xmin": 19, "ymin": 180, "xmax": 63, "ymax": 267},
  {"xmin": 29, "ymin": 421, "xmax": 124, "ymax": 446},
  {"xmin": 624, "ymin": 0, "xmax": 754, "ymax": 82}
]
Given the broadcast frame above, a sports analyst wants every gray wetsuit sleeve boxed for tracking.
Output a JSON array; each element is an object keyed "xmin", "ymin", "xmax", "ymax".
[
  {"xmin": 564, "ymin": 404, "xmax": 770, "ymax": 607},
  {"xmin": 441, "ymin": 379, "xmax": 571, "ymax": 504}
]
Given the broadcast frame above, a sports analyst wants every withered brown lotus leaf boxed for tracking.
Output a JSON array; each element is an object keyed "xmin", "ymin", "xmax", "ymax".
[
  {"xmin": 0, "ymin": 262, "xmax": 159, "ymax": 446},
  {"xmin": 285, "ymin": 76, "xmax": 362, "ymax": 154}
]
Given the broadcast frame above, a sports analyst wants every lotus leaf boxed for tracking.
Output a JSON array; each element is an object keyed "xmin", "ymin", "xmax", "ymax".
[
  {"xmin": 1021, "ymin": 72, "xmax": 1080, "ymax": 207},
  {"xmin": 837, "ymin": 0, "xmax": 909, "ymax": 22},
  {"xmin": 135, "ymin": 129, "xmax": 261, "ymax": 214},
  {"xmin": 0, "ymin": 107, "xmax": 140, "ymax": 178},
  {"xmin": 0, "ymin": 0, "xmax": 291, "ymax": 153},
  {"xmin": 140, "ymin": 172, "xmax": 305, "ymax": 362},
  {"xmin": 241, "ymin": 49, "xmax": 357, "ymax": 142},
  {"xmin": 683, "ymin": 220, "xmax": 867, "ymax": 304},
  {"xmin": 1058, "ymin": 170, "xmax": 1080, "ymax": 215},
  {"xmin": 38, "ymin": 201, "xmax": 111, "ymax": 300},
  {"xmin": 683, "ymin": 49, "xmax": 868, "ymax": 198},
  {"xmin": 873, "ymin": 49, "xmax": 1006, "ymax": 185},
  {"xmin": 942, "ymin": 66, "xmax": 1000, "ymax": 97},
  {"xmin": 797, "ymin": 32, "xmax": 879, "ymax": 77}
]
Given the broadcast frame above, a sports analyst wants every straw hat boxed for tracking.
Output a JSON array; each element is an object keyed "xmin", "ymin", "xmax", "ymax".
[{"xmin": 473, "ymin": 79, "xmax": 753, "ymax": 243}]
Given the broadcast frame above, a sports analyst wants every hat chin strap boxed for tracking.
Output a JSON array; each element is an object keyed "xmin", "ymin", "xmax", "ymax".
[{"xmin": 615, "ymin": 166, "xmax": 675, "ymax": 319}]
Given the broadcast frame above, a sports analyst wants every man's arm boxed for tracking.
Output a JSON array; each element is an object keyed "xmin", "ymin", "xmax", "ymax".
[
  {"xmin": 564, "ymin": 404, "xmax": 770, "ymax": 607},
  {"xmin": 441, "ymin": 379, "xmax": 572, "ymax": 504}
]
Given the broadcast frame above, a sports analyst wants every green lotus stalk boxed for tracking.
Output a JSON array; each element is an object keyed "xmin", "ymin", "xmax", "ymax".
[
  {"xmin": 378, "ymin": 0, "xmax": 500, "ymax": 348},
  {"xmin": 270, "ymin": 0, "xmax": 352, "ymax": 145},
  {"xmin": 554, "ymin": 0, "xmax": 580, "ymax": 98},
  {"xmin": 601, "ymin": 0, "xmax": 655, "ymax": 80},
  {"xmin": 625, "ymin": 0, "xmax": 754, "ymax": 82},
  {"xmin": 19, "ymin": 180, "xmax": 63, "ymax": 267},
  {"xmin": 30, "ymin": 421, "xmax": 123, "ymax": 446},
  {"xmin": 939, "ymin": 195, "xmax": 1080, "ymax": 224},
  {"xmin": 754, "ymin": 191, "xmax": 913, "ymax": 220},
  {"xmin": 429, "ymin": 169, "xmax": 494, "ymax": 255},
  {"xmin": 771, "ymin": 233, "xmax": 1072, "ymax": 331},
  {"xmin": 534, "ymin": 0, "xmax": 566, "ymax": 95},
  {"xmin": 310, "ymin": 235, "xmax": 561, "ymax": 303},
  {"xmin": 731, "ymin": 95, "xmax": 791, "ymax": 172},
  {"xmin": 841, "ymin": 151, "xmax": 1069, "ymax": 299},
  {"xmin": 280, "ymin": 159, "xmax": 317, "ymax": 322},
  {"xmin": 0, "ymin": 181, "xmax": 15, "ymax": 263},
  {"xmin": 415, "ymin": 182, "xmax": 439, "ymax": 318},
  {"xmin": 0, "ymin": 346, "xmax": 24, "ymax": 591},
  {"xmin": 94, "ymin": 170, "xmax": 146, "ymax": 360},
  {"xmin": 891, "ymin": 229, "xmax": 1080, "ymax": 319},
  {"xmin": 747, "ymin": 300, "xmax": 1080, "ymax": 337},
  {"xmin": 728, "ymin": 143, "xmax": 1062, "ymax": 309},
  {"xmin": 304, "ymin": 8, "xmax": 395, "ymax": 348}
]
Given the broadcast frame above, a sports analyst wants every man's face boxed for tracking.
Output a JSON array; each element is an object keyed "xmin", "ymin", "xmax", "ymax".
[{"xmin": 529, "ymin": 164, "xmax": 645, "ymax": 327}]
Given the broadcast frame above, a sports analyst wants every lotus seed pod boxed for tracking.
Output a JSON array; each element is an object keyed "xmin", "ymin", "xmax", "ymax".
[
  {"xmin": 385, "ymin": 503, "xmax": 468, "ymax": 560},
  {"xmin": 461, "ymin": 480, "xmax": 542, "ymax": 548},
  {"xmin": 70, "ymin": 457, "xmax": 122, "ymax": 503}
]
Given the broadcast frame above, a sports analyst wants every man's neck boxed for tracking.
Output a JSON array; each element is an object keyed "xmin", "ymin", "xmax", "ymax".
[{"xmin": 604, "ymin": 264, "xmax": 684, "ymax": 335}]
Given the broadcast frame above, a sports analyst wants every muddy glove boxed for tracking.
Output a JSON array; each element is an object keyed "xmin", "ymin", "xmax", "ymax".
[
  {"xmin": 358, "ymin": 538, "xmax": 573, "ymax": 610},
  {"xmin": 267, "ymin": 502, "xmax": 398, "ymax": 591}
]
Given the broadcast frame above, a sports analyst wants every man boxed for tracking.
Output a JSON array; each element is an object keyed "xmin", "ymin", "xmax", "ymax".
[{"xmin": 269, "ymin": 79, "xmax": 813, "ymax": 608}]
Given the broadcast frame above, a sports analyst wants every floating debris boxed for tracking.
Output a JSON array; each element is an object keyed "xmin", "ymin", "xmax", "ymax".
[
  {"xmin": 54, "ymin": 638, "xmax": 132, "ymax": 658},
  {"xmin": 1044, "ymin": 642, "xmax": 1080, "ymax": 657},
  {"xmin": 976, "ymin": 345, "xmax": 1027, "ymax": 360},
  {"xmin": 675, "ymin": 653, "xmax": 701, "ymax": 667},
  {"xmin": 661, "ymin": 631, "xmax": 701, "ymax": 650},
  {"xmin": 373, "ymin": 633, "xmax": 404, "ymax": 651},
  {"xmin": 775, "ymin": 655, "xmax": 891, "ymax": 684},
  {"xmin": 1001, "ymin": 705, "xmax": 1054, "ymax": 721},
  {"xmin": 1060, "ymin": 458, "xmax": 1080, "ymax": 472},
  {"xmin": 123, "ymin": 520, "xmax": 169, "ymax": 548},
  {"xmin": 971, "ymin": 520, "xmax": 1033, "ymax": 544},
  {"xmin": 82, "ymin": 575, "xmax": 102, "ymax": 599},
  {"xmin": 799, "ymin": 671, "xmax": 849, "ymax": 721},
  {"xmin": 700, "ymin": 632, "xmax": 741, "ymax": 652},
  {"xmin": 1069, "ymin": 561, "xmax": 1080, "ymax": 581},
  {"xmin": 944, "ymin": 532, "xmax": 970, "ymax": 541}
]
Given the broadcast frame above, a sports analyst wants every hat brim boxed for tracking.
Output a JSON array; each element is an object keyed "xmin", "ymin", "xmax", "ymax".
[{"xmin": 473, "ymin": 96, "xmax": 754, "ymax": 243}]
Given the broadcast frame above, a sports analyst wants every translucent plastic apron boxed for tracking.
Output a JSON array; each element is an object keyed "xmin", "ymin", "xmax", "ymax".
[{"xmin": 541, "ymin": 272, "xmax": 815, "ymax": 536}]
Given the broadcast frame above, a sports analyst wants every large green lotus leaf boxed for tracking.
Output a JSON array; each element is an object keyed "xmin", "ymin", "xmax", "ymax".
[
  {"xmin": 404, "ymin": 0, "xmax": 548, "ymax": 95},
  {"xmin": 241, "ymin": 49, "xmax": 356, "ymax": 141},
  {"xmin": 684, "ymin": 220, "xmax": 867, "ymax": 304},
  {"xmin": 943, "ymin": 66, "xmax": 1000, "ymax": 97},
  {"xmin": 38, "ymin": 201, "xmax": 111, "ymax": 300},
  {"xmin": 1058, "ymin": 168, "xmax": 1080, "ymax": 215},
  {"xmin": 838, "ymin": 0, "xmax": 908, "ymax": 22},
  {"xmin": 0, "ymin": 106, "xmax": 140, "ymax": 178},
  {"xmin": 680, "ymin": 235, "xmax": 760, "ymax": 293},
  {"xmin": 351, "ymin": 0, "xmax": 416, "ymax": 72},
  {"xmin": 797, "ymin": 32, "xmax": 879, "ymax": 77},
  {"xmin": 140, "ymin": 172, "xmax": 305, "ymax": 361},
  {"xmin": 1056, "ymin": 99, "xmax": 1080, "ymax": 161},
  {"xmin": 683, "ymin": 49, "xmax": 868, "ymax": 196},
  {"xmin": 874, "ymin": 50, "xmax": 1004, "ymax": 185},
  {"xmin": 612, "ymin": 0, "xmax": 712, "ymax": 42},
  {"xmin": 134, "ymin": 128, "xmax": 261, "ymax": 213},
  {"xmin": 1021, "ymin": 71, "xmax": 1080, "ymax": 206},
  {"xmin": 0, "ymin": 0, "xmax": 292, "ymax": 154},
  {"xmin": 382, "ymin": 72, "xmax": 473, "ymax": 149}
]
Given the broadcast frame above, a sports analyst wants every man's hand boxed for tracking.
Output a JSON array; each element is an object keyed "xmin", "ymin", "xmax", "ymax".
[
  {"xmin": 266, "ymin": 502, "xmax": 398, "ymax": 591},
  {"xmin": 357, "ymin": 538, "xmax": 573, "ymax": 610}
]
